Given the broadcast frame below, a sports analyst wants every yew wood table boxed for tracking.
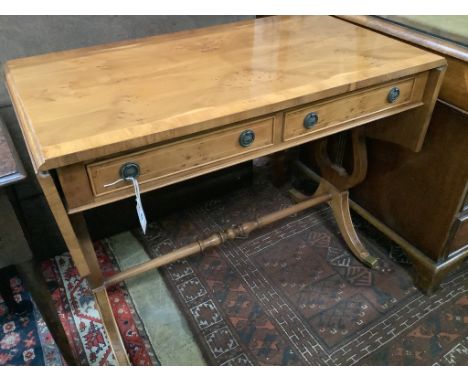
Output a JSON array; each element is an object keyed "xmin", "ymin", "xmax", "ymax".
[{"xmin": 4, "ymin": 16, "xmax": 446, "ymax": 365}]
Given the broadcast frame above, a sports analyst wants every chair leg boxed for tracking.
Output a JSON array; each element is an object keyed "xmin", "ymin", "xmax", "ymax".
[{"xmin": 16, "ymin": 260, "xmax": 78, "ymax": 365}]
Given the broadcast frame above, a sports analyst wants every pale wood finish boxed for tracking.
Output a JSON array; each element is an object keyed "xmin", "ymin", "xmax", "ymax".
[
  {"xmin": 69, "ymin": 213, "xmax": 103, "ymax": 289},
  {"xmin": 88, "ymin": 117, "xmax": 275, "ymax": 197},
  {"xmin": 93, "ymin": 288, "xmax": 130, "ymax": 365},
  {"xmin": 36, "ymin": 172, "xmax": 90, "ymax": 278},
  {"xmin": 37, "ymin": 172, "xmax": 130, "ymax": 364},
  {"xmin": 365, "ymin": 67, "xmax": 445, "ymax": 151},
  {"xmin": 5, "ymin": 16, "xmax": 445, "ymax": 172},
  {"xmin": 68, "ymin": 70, "xmax": 427, "ymax": 211},
  {"xmin": 59, "ymin": 90, "xmax": 426, "ymax": 214},
  {"xmin": 36, "ymin": 173, "xmax": 131, "ymax": 362},
  {"xmin": 57, "ymin": 113, "xmax": 282, "ymax": 213},
  {"xmin": 6, "ymin": 17, "xmax": 447, "ymax": 364},
  {"xmin": 69, "ymin": 213, "xmax": 130, "ymax": 365},
  {"xmin": 336, "ymin": 15, "xmax": 467, "ymax": 111},
  {"xmin": 57, "ymin": 163, "xmax": 96, "ymax": 210},
  {"xmin": 283, "ymin": 73, "xmax": 426, "ymax": 142}
]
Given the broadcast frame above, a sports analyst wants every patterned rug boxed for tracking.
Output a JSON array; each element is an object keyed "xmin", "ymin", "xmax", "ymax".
[
  {"xmin": 1, "ymin": 166, "xmax": 467, "ymax": 366},
  {"xmin": 0, "ymin": 242, "xmax": 158, "ymax": 366},
  {"xmin": 135, "ymin": 167, "xmax": 468, "ymax": 366}
]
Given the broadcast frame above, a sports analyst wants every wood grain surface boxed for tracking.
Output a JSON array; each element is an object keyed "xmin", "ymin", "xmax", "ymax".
[
  {"xmin": 335, "ymin": 16, "xmax": 467, "ymax": 111},
  {"xmin": 87, "ymin": 116, "xmax": 274, "ymax": 197},
  {"xmin": 282, "ymin": 73, "xmax": 426, "ymax": 142},
  {"xmin": 4, "ymin": 16, "xmax": 445, "ymax": 172}
]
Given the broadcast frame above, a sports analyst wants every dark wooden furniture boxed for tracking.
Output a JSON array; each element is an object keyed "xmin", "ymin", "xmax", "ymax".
[
  {"xmin": 335, "ymin": 16, "xmax": 468, "ymax": 294},
  {"xmin": 0, "ymin": 118, "xmax": 76, "ymax": 365}
]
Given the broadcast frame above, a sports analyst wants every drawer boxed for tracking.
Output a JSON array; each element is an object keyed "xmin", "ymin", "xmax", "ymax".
[
  {"xmin": 87, "ymin": 117, "xmax": 274, "ymax": 197},
  {"xmin": 283, "ymin": 73, "xmax": 427, "ymax": 141}
]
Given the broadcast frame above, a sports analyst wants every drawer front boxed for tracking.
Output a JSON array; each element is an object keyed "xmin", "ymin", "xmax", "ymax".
[
  {"xmin": 283, "ymin": 74, "xmax": 426, "ymax": 141},
  {"xmin": 87, "ymin": 117, "xmax": 274, "ymax": 197}
]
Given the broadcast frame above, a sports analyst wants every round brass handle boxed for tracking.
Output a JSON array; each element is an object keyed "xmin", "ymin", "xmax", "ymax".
[
  {"xmin": 239, "ymin": 129, "xmax": 256, "ymax": 147},
  {"xmin": 303, "ymin": 112, "xmax": 319, "ymax": 129},
  {"xmin": 120, "ymin": 162, "xmax": 140, "ymax": 180},
  {"xmin": 387, "ymin": 87, "xmax": 400, "ymax": 103}
]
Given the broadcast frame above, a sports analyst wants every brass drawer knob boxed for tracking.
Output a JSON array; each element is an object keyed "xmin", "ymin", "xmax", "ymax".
[
  {"xmin": 303, "ymin": 112, "xmax": 319, "ymax": 129},
  {"xmin": 239, "ymin": 129, "xmax": 256, "ymax": 147},
  {"xmin": 120, "ymin": 162, "xmax": 140, "ymax": 180},
  {"xmin": 387, "ymin": 87, "xmax": 400, "ymax": 103}
]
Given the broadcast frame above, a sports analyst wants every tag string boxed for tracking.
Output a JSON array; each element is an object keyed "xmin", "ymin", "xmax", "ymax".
[
  {"xmin": 129, "ymin": 177, "xmax": 140, "ymax": 197},
  {"xmin": 129, "ymin": 177, "xmax": 148, "ymax": 235}
]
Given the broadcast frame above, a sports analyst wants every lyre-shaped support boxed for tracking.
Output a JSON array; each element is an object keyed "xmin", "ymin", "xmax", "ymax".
[
  {"xmin": 315, "ymin": 127, "xmax": 368, "ymax": 191},
  {"xmin": 293, "ymin": 128, "xmax": 379, "ymax": 269}
]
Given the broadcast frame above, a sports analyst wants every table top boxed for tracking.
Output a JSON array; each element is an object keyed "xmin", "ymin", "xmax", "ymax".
[
  {"xmin": 4, "ymin": 16, "xmax": 445, "ymax": 172},
  {"xmin": 0, "ymin": 118, "xmax": 26, "ymax": 187}
]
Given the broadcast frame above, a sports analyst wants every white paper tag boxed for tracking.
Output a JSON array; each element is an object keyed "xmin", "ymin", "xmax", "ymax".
[{"xmin": 130, "ymin": 177, "xmax": 147, "ymax": 234}]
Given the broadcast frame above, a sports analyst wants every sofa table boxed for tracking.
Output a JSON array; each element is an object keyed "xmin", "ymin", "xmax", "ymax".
[{"xmin": 4, "ymin": 16, "xmax": 445, "ymax": 365}]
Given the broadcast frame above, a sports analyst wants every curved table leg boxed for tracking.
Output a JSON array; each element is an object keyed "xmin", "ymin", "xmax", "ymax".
[
  {"xmin": 329, "ymin": 190, "xmax": 378, "ymax": 268},
  {"xmin": 293, "ymin": 159, "xmax": 379, "ymax": 269}
]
